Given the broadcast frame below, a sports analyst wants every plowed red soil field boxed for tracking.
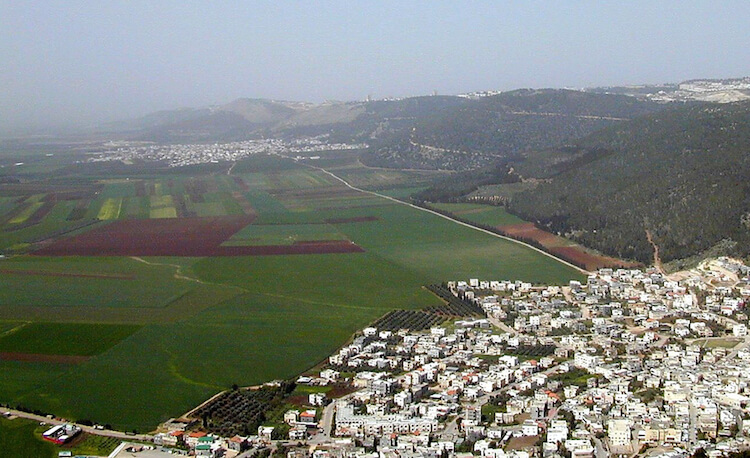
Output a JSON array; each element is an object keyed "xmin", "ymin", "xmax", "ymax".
[
  {"xmin": 497, "ymin": 222, "xmax": 558, "ymax": 246},
  {"xmin": 498, "ymin": 222, "xmax": 638, "ymax": 271},
  {"xmin": 0, "ymin": 269, "xmax": 135, "ymax": 280},
  {"xmin": 33, "ymin": 216, "xmax": 364, "ymax": 257},
  {"xmin": 549, "ymin": 246, "xmax": 638, "ymax": 271}
]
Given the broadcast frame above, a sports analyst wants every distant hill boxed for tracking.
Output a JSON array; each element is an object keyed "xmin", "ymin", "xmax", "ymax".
[
  {"xmin": 587, "ymin": 76, "xmax": 750, "ymax": 104},
  {"xmin": 221, "ymin": 98, "xmax": 298, "ymax": 124},
  {"xmin": 107, "ymin": 90, "xmax": 665, "ymax": 169},
  {"xmin": 506, "ymin": 101, "xmax": 750, "ymax": 264},
  {"xmin": 362, "ymin": 89, "xmax": 665, "ymax": 169}
]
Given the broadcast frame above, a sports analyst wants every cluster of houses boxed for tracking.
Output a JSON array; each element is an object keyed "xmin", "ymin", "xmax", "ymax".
[
  {"xmin": 153, "ymin": 427, "xmax": 250, "ymax": 457},
  {"xmin": 148, "ymin": 257, "xmax": 750, "ymax": 458},
  {"xmin": 42, "ymin": 423, "xmax": 81, "ymax": 445},
  {"xmin": 91, "ymin": 137, "xmax": 365, "ymax": 168}
]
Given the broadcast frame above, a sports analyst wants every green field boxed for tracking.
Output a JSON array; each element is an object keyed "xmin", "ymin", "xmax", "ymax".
[
  {"xmin": 0, "ymin": 417, "xmax": 120, "ymax": 458},
  {"xmin": 0, "ymin": 417, "xmax": 58, "ymax": 458},
  {"xmin": 97, "ymin": 197, "xmax": 122, "ymax": 220},
  {"xmin": 8, "ymin": 202, "xmax": 44, "ymax": 224},
  {"xmin": 0, "ymin": 152, "xmax": 584, "ymax": 432},
  {"xmin": 0, "ymin": 323, "xmax": 141, "ymax": 356},
  {"xmin": 0, "ymin": 321, "xmax": 23, "ymax": 334},
  {"xmin": 0, "ymin": 257, "xmax": 194, "ymax": 311},
  {"xmin": 430, "ymin": 202, "xmax": 526, "ymax": 227},
  {"xmin": 224, "ymin": 223, "xmax": 346, "ymax": 246}
]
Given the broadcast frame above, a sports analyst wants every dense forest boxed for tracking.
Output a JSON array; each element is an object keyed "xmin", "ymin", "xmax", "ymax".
[
  {"xmin": 361, "ymin": 90, "xmax": 664, "ymax": 170},
  {"xmin": 507, "ymin": 101, "xmax": 750, "ymax": 264}
]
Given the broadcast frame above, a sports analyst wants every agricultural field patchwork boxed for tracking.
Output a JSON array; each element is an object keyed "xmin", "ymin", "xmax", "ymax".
[{"xmin": 0, "ymin": 152, "xmax": 584, "ymax": 431}]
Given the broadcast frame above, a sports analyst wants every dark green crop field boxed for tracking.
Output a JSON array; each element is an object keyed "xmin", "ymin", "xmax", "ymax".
[
  {"xmin": 0, "ymin": 151, "xmax": 583, "ymax": 432},
  {"xmin": 0, "ymin": 323, "xmax": 141, "ymax": 356}
]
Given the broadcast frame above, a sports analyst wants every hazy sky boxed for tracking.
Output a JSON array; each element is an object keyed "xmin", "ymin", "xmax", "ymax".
[{"xmin": 2, "ymin": 1, "xmax": 750, "ymax": 133}]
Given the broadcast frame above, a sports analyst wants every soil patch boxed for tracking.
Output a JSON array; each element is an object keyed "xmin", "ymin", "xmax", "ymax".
[
  {"xmin": 498, "ymin": 223, "xmax": 638, "ymax": 270},
  {"xmin": 497, "ymin": 222, "xmax": 559, "ymax": 246},
  {"xmin": 0, "ymin": 269, "xmax": 135, "ymax": 280},
  {"xmin": 324, "ymin": 216, "xmax": 379, "ymax": 224},
  {"xmin": 33, "ymin": 216, "xmax": 364, "ymax": 257}
]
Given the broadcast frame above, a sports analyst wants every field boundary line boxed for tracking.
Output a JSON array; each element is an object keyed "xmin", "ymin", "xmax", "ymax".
[
  {"xmin": 285, "ymin": 155, "xmax": 590, "ymax": 275},
  {"xmin": 259, "ymin": 292, "xmax": 377, "ymax": 311}
]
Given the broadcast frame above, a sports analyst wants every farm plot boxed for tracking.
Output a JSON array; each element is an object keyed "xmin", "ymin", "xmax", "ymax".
[
  {"xmin": 7, "ymin": 202, "xmax": 44, "ymax": 225},
  {"xmin": 497, "ymin": 222, "xmax": 638, "ymax": 270},
  {"xmin": 223, "ymin": 223, "xmax": 347, "ymax": 246},
  {"xmin": 33, "ymin": 215, "xmax": 365, "ymax": 257},
  {"xmin": 0, "ymin": 322, "xmax": 23, "ymax": 334},
  {"xmin": 34, "ymin": 216, "xmax": 253, "ymax": 256},
  {"xmin": 0, "ymin": 256, "xmax": 195, "ymax": 311},
  {"xmin": 328, "ymin": 166, "xmax": 442, "ymax": 190},
  {"xmin": 96, "ymin": 197, "xmax": 122, "ymax": 220},
  {"xmin": 0, "ymin": 323, "xmax": 141, "ymax": 357},
  {"xmin": 264, "ymin": 169, "xmax": 336, "ymax": 191},
  {"xmin": 0, "ymin": 360, "xmax": 71, "ymax": 401},
  {"xmin": 149, "ymin": 194, "xmax": 177, "ymax": 218},
  {"xmin": 313, "ymin": 202, "xmax": 584, "ymax": 284},
  {"xmin": 430, "ymin": 202, "xmax": 526, "ymax": 227},
  {"xmin": 428, "ymin": 203, "xmax": 636, "ymax": 271}
]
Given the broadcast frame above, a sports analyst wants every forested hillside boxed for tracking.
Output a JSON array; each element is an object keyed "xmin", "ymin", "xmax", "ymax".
[
  {"xmin": 362, "ymin": 90, "xmax": 664, "ymax": 170},
  {"xmin": 507, "ymin": 102, "xmax": 750, "ymax": 264}
]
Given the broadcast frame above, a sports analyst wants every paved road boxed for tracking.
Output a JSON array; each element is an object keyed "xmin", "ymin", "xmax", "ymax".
[
  {"xmin": 592, "ymin": 436, "xmax": 608, "ymax": 458},
  {"xmin": 487, "ymin": 315, "xmax": 517, "ymax": 336},
  {"xmin": 321, "ymin": 401, "xmax": 336, "ymax": 436},
  {"xmin": 3, "ymin": 408, "xmax": 154, "ymax": 442}
]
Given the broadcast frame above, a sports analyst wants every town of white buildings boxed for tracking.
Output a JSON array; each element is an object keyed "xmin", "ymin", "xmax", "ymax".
[{"xmin": 88, "ymin": 136, "xmax": 367, "ymax": 168}]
